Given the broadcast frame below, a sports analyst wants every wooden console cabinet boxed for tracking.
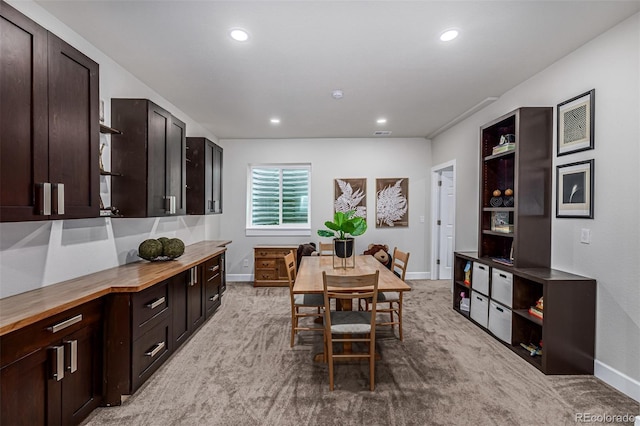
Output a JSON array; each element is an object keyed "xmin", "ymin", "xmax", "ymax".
[{"xmin": 254, "ymin": 246, "xmax": 298, "ymax": 287}]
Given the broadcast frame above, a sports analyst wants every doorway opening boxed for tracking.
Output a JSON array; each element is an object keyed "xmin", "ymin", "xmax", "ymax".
[{"xmin": 430, "ymin": 160, "xmax": 456, "ymax": 280}]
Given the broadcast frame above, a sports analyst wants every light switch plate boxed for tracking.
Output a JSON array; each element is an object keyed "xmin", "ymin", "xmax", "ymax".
[{"xmin": 580, "ymin": 228, "xmax": 591, "ymax": 244}]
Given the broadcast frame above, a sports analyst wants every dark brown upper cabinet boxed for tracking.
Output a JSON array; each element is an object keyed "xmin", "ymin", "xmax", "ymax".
[
  {"xmin": 186, "ymin": 137, "xmax": 223, "ymax": 215},
  {"xmin": 110, "ymin": 99, "xmax": 186, "ymax": 217},
  {"xmin": 0, "ymin": 2, "xmax": 100, "ymax": 222}
]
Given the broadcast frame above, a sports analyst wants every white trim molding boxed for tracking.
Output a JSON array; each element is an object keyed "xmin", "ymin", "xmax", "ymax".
[{"xmin": 594, "ymin": 360, "xmax": 640, "ymax": 402}]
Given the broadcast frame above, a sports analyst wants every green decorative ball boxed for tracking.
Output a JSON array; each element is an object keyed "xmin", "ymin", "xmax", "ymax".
[
  {"xmin": 163, "ymin": 238, "xmax": 185, "ymax": 258},
  {"xmin": 138, "ymin": 239, "xmax": 163, "ymax": 260}
]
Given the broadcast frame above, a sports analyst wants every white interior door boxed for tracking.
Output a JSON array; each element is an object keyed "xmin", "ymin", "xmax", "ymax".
[{"xmin": 438, "ymin": 170, "xmax": 454, "ymax": 279}]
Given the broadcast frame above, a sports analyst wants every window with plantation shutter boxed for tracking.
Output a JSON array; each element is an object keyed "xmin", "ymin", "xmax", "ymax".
[{"xmin": 247, "ymin": 164, "xmax": 311, "ymax": 236}]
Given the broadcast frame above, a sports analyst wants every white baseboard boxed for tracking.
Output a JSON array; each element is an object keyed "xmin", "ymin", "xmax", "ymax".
[
  {"xmin": 595, "ymin": 360, "xmax": 640, "ymax": 402},
  {"xmin": 227, "ymin": 274, "xmax": 253, "ymax": 282}
]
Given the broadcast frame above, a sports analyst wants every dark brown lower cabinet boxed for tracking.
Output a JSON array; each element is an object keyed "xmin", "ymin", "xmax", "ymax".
[
  {"xmin": 105, "ymin": 256, "xmax": 223, "ymax": 406},
  {"xmin": 0, "ymin": 299, "xmax": 103, "ymax": 426}
]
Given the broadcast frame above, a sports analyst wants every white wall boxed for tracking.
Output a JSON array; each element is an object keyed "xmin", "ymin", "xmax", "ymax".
[
  {"xmin": 431, "ymin": 14, "xmax": 640, "ymax": 400},
  {"xmin": 0, "ymin": 1, "xmax": 221, "ymax": 298},
  {"xmin": 219, "ymin": 138, "xmax": 432, "ymax": 280}
]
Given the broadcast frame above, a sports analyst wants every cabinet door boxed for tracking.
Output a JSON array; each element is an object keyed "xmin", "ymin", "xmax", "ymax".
[
  {"xmin": 47, "ymin": 33, "xmax": 100, "ymax": 220},
  {"xmin": 55, "ymin": 322, "xmax": 103, "ymax": 426},
  {"xmin": 147, "ymin": 102, "xmax": 171, "ymax": 217},
  {"xmin": 167, "ymin": 115, "xmax": 186, "ymax": 216},
  {"xmin": 0, "ymin": 2, "xmax": 48, "ymax": 222},
  {"xmin": 0, "ymin": 348, "xmax": 48, "ymax": 425},
  {"xmin": 211, "ymin": 142, "xmax": 223, "ymax": 213},
  {"xmin": 188, "ymin": 265, "xmax": 205, "ymax": 330},
  {"xmin": 171, "ymin": 270, "xmax": 190, "ymax": 347}
]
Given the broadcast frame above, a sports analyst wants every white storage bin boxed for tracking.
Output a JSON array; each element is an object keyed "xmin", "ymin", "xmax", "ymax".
[
  {"xmin": 472, "ymin": 262, "xmax": 490, "ymax": 296},
  {"xmin": 489, "ymin": 300, "xmax": 512, "ymax": 344},
  {"xmin": 491, "ymin": 268, "xmax": 513, "ymax": 308},
  {"xmin": 470, "ymin": 290, "xmax": 489, "ymax": 328}
]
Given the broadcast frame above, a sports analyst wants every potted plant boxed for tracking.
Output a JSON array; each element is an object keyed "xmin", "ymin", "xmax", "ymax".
[{"xmin": 317, "ymin": 210, "xmax": 367, "ymax": 258}]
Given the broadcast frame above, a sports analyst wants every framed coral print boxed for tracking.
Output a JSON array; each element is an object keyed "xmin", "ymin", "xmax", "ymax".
[
  {"xmin": 334, "ymin": 178, "xmax": 366, "ymax": 219},
  {"xmin": 556, "ymin": 159, "xmax": 594, "ymax": 218},
  {"xmin": 557, "ymin": 89, "xmax": 595, "ymax": 156},
  {"xmin": 375, "ymin": 178, "xmax": 408, "ymax": 227}
]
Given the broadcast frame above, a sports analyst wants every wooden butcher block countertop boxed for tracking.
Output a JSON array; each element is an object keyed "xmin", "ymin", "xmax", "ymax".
[{"xmin": 0, "ymin": 240, "xmax": 231, "ymax": 336}]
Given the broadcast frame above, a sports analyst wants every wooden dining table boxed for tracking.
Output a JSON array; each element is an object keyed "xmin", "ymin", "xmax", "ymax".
[{"xmin": 293, "ymin": 254, "xmax": 411, "ymax": 361}]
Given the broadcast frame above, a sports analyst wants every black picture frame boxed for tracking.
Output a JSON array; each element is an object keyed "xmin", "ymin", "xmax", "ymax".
[
  {"xmin": 556, "ymin": 159, "xmax": 594, "ymax": 218},
  {"xmin": 557, "ymin": 89, "xmax": 595, "ymax": 156}
]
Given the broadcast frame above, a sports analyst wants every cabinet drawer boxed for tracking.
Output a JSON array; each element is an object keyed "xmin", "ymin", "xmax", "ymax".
[
  {"xmin": 472, "ymin": 262, "xmax": 489, "ymax": 296},
  {"xmin": 0, "ymin": 298, "xmax": 102, "ymax": 368},
  {"xmin": 491, "ymin": 268, "xmax": 513, "ymax": 308},
  {"xmin": 203, "ymin": 257, "xmax": 222, "ymax": 283},
  {"xmin": 131, "ymin": 321, "xmax": 170, "ymax": 391},
  {"xmin": 255, "ymin": 269, "xmax": 277, "ymax": 281},
  {"xmin": 255, "ymin": 248, "xmax": 296, "ymax": 258},
  {"xmin": 470, "ymin": 290, "xmax": 489, "ymax": 329},
  {"xmin": 205, "ymin": 281, "xmax": 222, "ymax": 317},
  {"xmin": 255, "ymin": 259, "xmax": 276, "ymax": 268},
  {"xmin": 131, "ymin": 282, "xmax": 170, "ymax": 340},
  {"xmin": 488, "ymin": 300, "xmax": 512, "ymax": 344}
]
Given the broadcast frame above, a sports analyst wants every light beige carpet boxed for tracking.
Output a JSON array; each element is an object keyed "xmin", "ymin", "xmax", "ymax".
[{"xmin": 82, "ymin": 280, "xmax": 639, "ymax": 426}]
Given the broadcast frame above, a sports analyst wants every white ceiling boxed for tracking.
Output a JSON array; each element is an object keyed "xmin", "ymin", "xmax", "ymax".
[{"xmin": 36, "ymin": 1, "xmax": 640, "ymax": 140}]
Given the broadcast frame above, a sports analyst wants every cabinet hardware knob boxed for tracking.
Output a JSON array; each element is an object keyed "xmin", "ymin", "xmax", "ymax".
[{"xmin": 209, "ymin": 294, "xmax": 219, "ymax": 302}]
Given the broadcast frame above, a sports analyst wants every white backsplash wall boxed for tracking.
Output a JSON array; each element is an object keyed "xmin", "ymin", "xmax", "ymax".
[{"xmin": 0, "ymin": 216, "xmax": 208, "ymax": 299}]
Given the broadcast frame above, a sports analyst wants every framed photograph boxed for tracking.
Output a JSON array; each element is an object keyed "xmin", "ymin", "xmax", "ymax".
[
  {"xmin": 557, "ymin": 89, "xmax": 595, "ymax": 156},
  {"xmin": 375, "ymin": 178, "xmax": 408, "ymax": 227},
  {"xmin": 334, "ymin": 178, "xmax": 366, "ymax": 219},
  {"xmin": 556, "ymin": 159, "xmax": 594, "ymax": 218}
]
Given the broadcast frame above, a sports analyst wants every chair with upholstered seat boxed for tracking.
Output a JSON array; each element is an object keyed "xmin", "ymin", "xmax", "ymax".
[
  {"xmin": 360, "ymin": 246, "xmax": 409, "ymax": 340},
  {"xmin": 322, "ymin": 270, "xmax": 379, "ymax": 391},
  {"xmin": 285, "ymin": 251, "xmax": 324, "ymax": 347}
]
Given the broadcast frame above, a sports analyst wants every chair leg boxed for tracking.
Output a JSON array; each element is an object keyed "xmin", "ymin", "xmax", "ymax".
[
  {"xmin": 369, "ymin": 333, "xmax": 375, "ymax": 391},
  {"xmin": 327, "ymin": 332, "xmax": 334, "ymax": 391},
  {"xmin": 290, "ymin": 308, "xmax": 297, "ymax": 347},
  {"xmin": 398, "ymin": 295, "xmax": 403, "ymax": 341}
]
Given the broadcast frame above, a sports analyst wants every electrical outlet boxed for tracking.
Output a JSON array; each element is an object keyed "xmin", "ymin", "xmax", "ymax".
[
  {"xmin": 580, "ymin": 228, "xmax": 591, "ymax": 244},
  {"xmin": 243, "ymin": 259, "xmax": 249, "ymax": 267}
]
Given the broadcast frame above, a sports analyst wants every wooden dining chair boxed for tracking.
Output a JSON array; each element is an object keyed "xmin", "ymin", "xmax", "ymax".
[
  {"xmin": 318, "ymin": 242, "xmax": 334, "ymax": 256},
  {"xmin": 284, "ymin": 251, "xmax": 324, "ymax": 347},
  {"xmin": 322, "ymin": 270, "xmax": 379, "ymax": 391},
  {"xmin": 360, "ymin": 246, "xmax": 410, "ymax": 341}
]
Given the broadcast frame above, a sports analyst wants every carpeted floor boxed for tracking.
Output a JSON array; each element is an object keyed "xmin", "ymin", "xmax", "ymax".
[{"xmin": 82, "ymin": 280, "xmax": 639, "ymax": 426}]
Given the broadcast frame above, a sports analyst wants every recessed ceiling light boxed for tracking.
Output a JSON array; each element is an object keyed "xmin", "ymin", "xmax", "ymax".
[
  {"xmin": 440, "ymin": 29, "xmax": 459, "ymax": 42},
  {"xmin": 230, "ymin": 28, "xmax": 249, "ymax": 42},
  {"xmin": 331, "ymin": 90, "xmax": 344, "ymax": 100},
  {"xmin": 270, "ymin": 118, "xmax": 280, "ymax": 124},
  {"xmin": 376, "ymin": 118, "xmax": 387, "ymax": 124}
]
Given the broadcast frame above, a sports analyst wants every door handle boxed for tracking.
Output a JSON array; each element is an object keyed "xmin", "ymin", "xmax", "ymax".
[
  {"xmin": 65, "ymin": 340, "xmax": 78, "ymax": 373},
  {"xmin": 37, "ymin": 182, "xmax": 52, "ymax": 215},
  {"xmin": 165, "ymin": 195, "xmax": 176, "ymax": 214},
  {"xmin": 50, "ymin": 345, "xmax": 65, "ymax": 381},
  {"xmin": 52, "ymin": 183, "xmax": 65, "ymax": 214}
]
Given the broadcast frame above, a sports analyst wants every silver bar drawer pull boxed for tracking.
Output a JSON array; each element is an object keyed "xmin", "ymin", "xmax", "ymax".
[
  {"xmin": 65, "ymin": 340, "xmax": 78, "ymax": 373},
  {"xmin": 51, "ymin": 345, "xmax": 65, "ymax": 381},
  {"xmin": 53, "ymin": 183, "xmax": 65, "ymax": 215},
  {"xmin": 146, "ymin": 297, "xmax": 166, "ymax": 310},
  {"xmin": 209, "ymin": 294, "xmax": 219, "ymax": 303},
  {"xmin": 38, "ymin": 182, "xmax": 52, "ymax": 215},
  {"xmin": 145, "ymin": 341, "xmax": 165, "ymax": 358},
  {"xmin": 208, "ymin": 264, "xmax": 220, "ymax": 272},
  {"xmin": 48, "ymin": 314, "xmax": 83, "ymax": 333}
]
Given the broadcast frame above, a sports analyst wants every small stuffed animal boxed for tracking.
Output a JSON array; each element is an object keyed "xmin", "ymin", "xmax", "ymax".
[
  {"xmin": 363, "ymin": 244, "xmax": 392, "ymax": 269},
  {"xmin": 296, "ymin": 242, "xmax": 317, "ymax": 268}
]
